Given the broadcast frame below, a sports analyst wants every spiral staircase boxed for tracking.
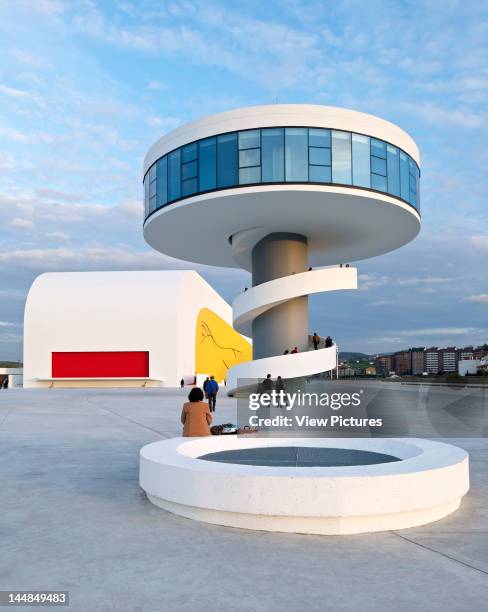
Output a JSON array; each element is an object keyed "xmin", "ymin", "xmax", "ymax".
[{"xmin": 226, "ymin": 266, "xmax": 357, "ymax": 392}]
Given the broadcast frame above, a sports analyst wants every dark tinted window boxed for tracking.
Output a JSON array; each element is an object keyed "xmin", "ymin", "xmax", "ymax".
[
  {"xmin": 168, "ymin": 150, "xmax": 181, "ymax": 201},
  {"xmin": 156, "ymin": 156, "xmax": 168, "ymax": 207},
  {"xmin": 387, "ymin": 145, "xmax": 400, "ymax": 196},
  {"xmin": 182, "ymin": 143, "xmax": 197, "ymax": 163},
  {"xmin": 182, "ymin": 160, "xmax": 197, "ymax": 180},
  {"xmin": 182, "ymin": 177, "xmax": 198, "ymax": 196},
  {"xmin": 198, "ymin": 137, "xmax": 216, "ymax": 192},
  {"xmin": 371, "ymin": 138, "xmax": 386, "ymax": 158},
  {"xmin": 400, "ymin": 151, "xmax": 409, "ymax": 201},
  {"xmin": 309, "ymin": 147, "xmax": 331, "ymax": 166},
  {"xmin": 371, "ymin": 156, "xmax": 386, "ymax": 175},
  {"xmin": 309, "ymin": 165, "xmax": 332, "ymax": 182},
  {"xmin": 371, "ymin": 173, "xmax": 387, "ymax": 191},
  {"xmin": 217, "ymin": 133, "xmax": 238, "ymax": 188}
]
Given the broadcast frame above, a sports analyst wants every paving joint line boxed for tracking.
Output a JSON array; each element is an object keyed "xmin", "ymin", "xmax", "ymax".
[
  {"xmin": 0, "ymin": 404, "xmax": 15, "ymax": 428},
  {"xmin": 392, "ymin": 530, "xmax": 488, "ymax": 576},
  {"xmin": 84, "ymin": 395, "xmax": 171, "ymax": 439}
]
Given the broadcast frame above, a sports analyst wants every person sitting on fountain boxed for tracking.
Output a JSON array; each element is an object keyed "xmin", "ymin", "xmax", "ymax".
[{"xmin": 181, "ymin": 387, "xmax": 212, "ymax": 437}]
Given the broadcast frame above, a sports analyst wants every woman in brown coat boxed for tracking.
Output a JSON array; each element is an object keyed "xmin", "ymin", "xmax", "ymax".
[{"xmin": 181, "ymin": 387, "xmax": 212, "ymax": 437}]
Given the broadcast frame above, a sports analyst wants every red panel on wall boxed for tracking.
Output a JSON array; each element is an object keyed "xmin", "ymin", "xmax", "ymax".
[{"xmin": 52, "ymin": 351, "xmax": 149, "ymax": 378}]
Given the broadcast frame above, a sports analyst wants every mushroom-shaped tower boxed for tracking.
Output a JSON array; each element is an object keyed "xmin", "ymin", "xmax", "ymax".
[{"xmin": 143, "ymin": 105, "xmax": 420, "ymax": 390}]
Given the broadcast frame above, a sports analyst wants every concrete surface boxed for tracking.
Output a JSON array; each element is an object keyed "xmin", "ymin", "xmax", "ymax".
[{"xmin": 1, "ymin": 387, "xmax": 488, "ymax": 611}]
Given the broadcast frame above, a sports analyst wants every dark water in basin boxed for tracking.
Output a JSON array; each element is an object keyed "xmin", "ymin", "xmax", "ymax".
[{"xmin": 199, "ymin": 446, "xmax": 401, "ymax": 467}]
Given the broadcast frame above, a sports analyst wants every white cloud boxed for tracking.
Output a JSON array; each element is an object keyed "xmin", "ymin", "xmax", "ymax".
[
  {"xmin": 45, "ymin": 231, "xmax": 70, "ymax": 243},
  {"xmin": 0, "ymin": 84, "xmax": 35, "ymax": 99},
  {"xmin": 9, "ymin": 48, "xmax": 51, "ymax": 69},
  {"xmin": 471, "ymin": 236, "xmax": 488, "ymax": 251},
  {"xmin": 369, "ymin": 300, "xmax": 394, "ymax": 307},
  {"xmin": 8, "ymin": 217, "xmax": 34, "ymax": 230},
  {"xmin": 0, "ymin": 83, "xmax": 45, "ymax": 109},
  {"xmin": 68, "ymin": 2, "xmax": 361, "ymax": 89},
  {"xmin": 466, "ymin": 294, "xmax": 488, "ymax": 303},
  {"xmin": 358, "ymin": 274, "xmax": 389, "ymax": 290},
  {"xmin": 0, "ymin": 127, "xmax": 29, "ymax": 142},
  {"xmin": 6, "ymin": 0, "xmax": 66, "ymax": 15},
  {"xmin": 0, "ymin": 331, "xmax": 22, "ymax": 344},
  {"xmin": 35, "ymin": 0, "xmax": 65, "ymax": 13},
  {"xmin": 378, "ymin": 336, "xmax": 402, "ymax": 344},
  {"xmin": 116, "ymin": 200, "xmax": 142, "ymax": 217},
  {"xmin": 396, "ymin": 276, "xmax": 452, "ymax": 286},
  {"xmin": 399, "ymin": 102, "xmax": 485, "ymax": 128},
  {"xmin": 394, "ymin": 327, "xmax": 486, "ymax": 337},
  {"xmin": 146, "ymin": 115, "xmax": 181, "ymax": 130},
  {"xmin": 36, "ymin": 188, "xmax": 86, "ymax": 202},
  {"xmin": 0, "ymin": 246, "xmax": 180, "ymax": 272},
  {"xmin": 146, "ymin": 80, "xmax": 167, "ymax": 91}
]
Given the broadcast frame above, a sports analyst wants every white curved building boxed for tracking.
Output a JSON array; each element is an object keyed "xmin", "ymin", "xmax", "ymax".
[
  {"xmin": 143, "ymin": 104, "xmax": 421, "ymax": 390},
  {"xmin": 23, "ymin": 270, "xmax": 251, "ymax": 388}
]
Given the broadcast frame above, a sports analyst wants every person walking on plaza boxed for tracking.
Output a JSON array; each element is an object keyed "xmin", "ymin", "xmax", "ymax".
[
  {"xmin": 180, "ymin": 378, "xmax": 185, "ymax": 389},
  {"xmin": 312, "ymin": 332, "xmax": 320, "ymax": 350},
  {"xmin": 181, "ymin": 387, "xmax": 212, "ymax": 437},
  {"xmin": 203, "ymin": 376, "xmax": 210, "ymax": 400},
  {"xmin": 207, "ymin": 375, "xmax": 219, "ymax": 413}
]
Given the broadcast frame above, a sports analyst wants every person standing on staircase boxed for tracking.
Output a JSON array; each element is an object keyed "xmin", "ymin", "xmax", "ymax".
[{"xmin": 312, "ymin": 332, "xmax": 320, "ymax": 350}]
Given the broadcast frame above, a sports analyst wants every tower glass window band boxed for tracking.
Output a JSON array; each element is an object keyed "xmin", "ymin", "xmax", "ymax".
[{"xmin": 144, "ymin": 127, "xmax": 420, "ymax": 217}]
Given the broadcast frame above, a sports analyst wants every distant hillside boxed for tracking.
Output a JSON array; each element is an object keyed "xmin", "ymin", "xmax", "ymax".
[
  {"xmin": 339, "ymin": 352, "xmax": 370, "ymax": 362},
  {"xmin": 0, "ymin": 361, "xmax": 22, "ymax": 368}
]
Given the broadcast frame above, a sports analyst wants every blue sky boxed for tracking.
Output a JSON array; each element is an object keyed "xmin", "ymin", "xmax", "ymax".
[{"xmin": 0, "ymin": 0, "xmax": 487, "ymax": 360}]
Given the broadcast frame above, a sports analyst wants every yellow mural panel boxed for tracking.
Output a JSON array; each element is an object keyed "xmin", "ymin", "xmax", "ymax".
[{"xmin": 195, "ymin": 308, "xmax": 252, "ymax": 382}]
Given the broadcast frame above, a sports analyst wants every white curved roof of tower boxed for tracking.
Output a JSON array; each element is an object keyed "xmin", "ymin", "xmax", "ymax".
[{"xmin": 144, "ymin": 104, "xmax": 420, "ymax": 174}]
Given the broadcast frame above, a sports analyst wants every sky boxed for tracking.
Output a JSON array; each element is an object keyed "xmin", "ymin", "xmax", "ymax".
[{"xmin": 0, "ymin": 0, "xmax": 487, "ymax": 360}]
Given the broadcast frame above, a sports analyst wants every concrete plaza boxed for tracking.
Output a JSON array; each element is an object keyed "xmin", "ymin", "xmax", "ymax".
[{"xmin": 1, "ymin": 387, "xmax": 487, "ymax": 611}]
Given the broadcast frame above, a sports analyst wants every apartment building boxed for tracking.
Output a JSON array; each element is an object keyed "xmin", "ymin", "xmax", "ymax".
[
  {"xmin": 394, "ymin": 350, "xmax": 411, "ymax": 375},
  {"xmin": 411, "ymin": 347, "xmax": 425, "ymax": 375},
  {"xmin": 439, "ymin": 347, "xmax": 457, "ymax": 373},
  {"xmin": 425, "ymin": 347, "xmax": 440, "ymax": 374},
  {"xmin": 375, "ymin": 354, "xmax": 394, "ymax": 376}
]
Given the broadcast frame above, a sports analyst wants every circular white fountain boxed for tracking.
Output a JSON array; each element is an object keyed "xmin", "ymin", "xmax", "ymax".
[{"xmin": 139, "ymin": 436, "xmax": 469, "ymax": 535}]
